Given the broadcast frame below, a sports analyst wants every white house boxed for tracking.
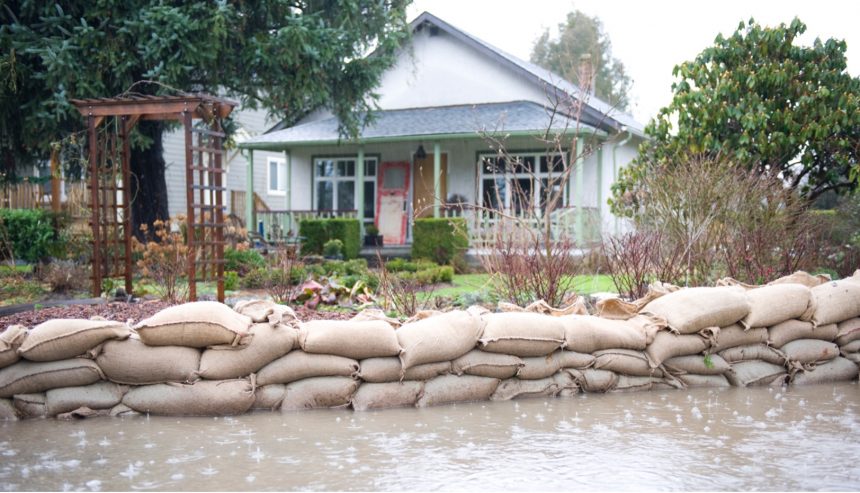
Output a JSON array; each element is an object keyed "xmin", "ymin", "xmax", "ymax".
[{"xmin": 231, "ymin": 11, "xmax": 646, "ymax": 246}]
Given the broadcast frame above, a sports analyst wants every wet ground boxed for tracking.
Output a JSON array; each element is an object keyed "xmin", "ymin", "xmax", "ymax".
[{"xmin": 1, "ymin": 382, "xmax": 859, "ymax": 491}]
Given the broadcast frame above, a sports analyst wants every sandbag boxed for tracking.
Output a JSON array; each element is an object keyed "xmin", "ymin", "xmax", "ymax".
[
  {"xmin": 835, "ymin": 318, "xmax": 860, "ymax": 346},
  {"xmin": 517, "ymin": 352, "xmax": 566, "ymax": 380},
  {"xmin": 109, "ymin": 403, "xmax": 140, "ymax": 417},
  {"xmin": 593, "ymin": 349, "xmax": 660, "ymax": 377},
  {"xmin": 281, "ymin": 377, "xmax": 359, "ymax": 411},
  {"xmin": 642, "ymin": 286, "xmax": 749, "ymax": 334},
  {"xmin": 678, "ymin": 374, "xmax": 731, "ymax": 388},
  {"xmin": 613, "ymin": 375, "xmax": 661, "ymax": 393},
  {"xmin": 96, "ymin": 336, "xmax": 200, "ymax": 385},
  {"xmin": 252, "ymin": 384, "xmax": 285, "ymax": 410},
  {"xmin": 810, "ymin": 281, "xmax": 860, "ymax": 327},
  {"xmin": 719, "ymin": 344, "xmax": 786, "ymax": 366},
  {"xmin": 560, "ymin": 315, "xmax": 649, "ymax": 353},
  {"xmin": 769, "ymin": 271, "xmax": 830, "ymax": 288},
  {"xmin": 478, "ymin": 312, "xmax": 565, "ymax": 357},
  {"xmin": 0, "ymin": 398, "xmax": 16, "ymax": 420},
  {"xmin": 56, "ymin": 407, "xmax": 111, "ymax": 420},
  {"xmin": 792, "ymin": 357, "xmax": 859, "ymax": 385},
  {"xmin": 358, "ymin": 358, "xmax": 450, "ymax": 383},
  {"xmin": 299, "ymin": 320, "xmax": 400, "ymax": 360},
  {"xmin": 233, "ymin": 299, "xmax": 298, "ymax": 326},
  {"xmin": 256, "ymin": 351, "xmax": 359, "ymax": 386},
  {"xmin": 663, "ymin": 354, "xmax": 730, "ymax": 376},
  {"xmin": 13, "ymin": 393, "xmax": 45, "ymax": 419},
  {"xmin": 451, "ymin": 351, "xmax": 523, "ymax": 379},
  {"xmin": 842, "ymin": 352, "xmax": 860, "ymax": 364},
  {"xmin": 768, "ymin": 320, "xmax": 837, "ymax": 348},
  {"xmin": 351, "ymin": 382, "xmax": 424, "ymax": 411},
  {"xmin": 711, "ymin": 325, "xmax": 768, "ymax": 352},
  {"xmin": 552, "ymin": 371, "xmax": 581, "ymax": 397},
  {"xmin": 123, "ymin": 379, "xmax": 254, "ymax": 416},
  {"xmin": 0, "ymin": 359, "xmax": 103, "ymax": 398},
  {"xmin": 18, "ymin": 319, "xmax": 129, "ymax": 362},
  {"xmin": 45, "ymin": 382, "xmax": 126, "ymax": 416},
  {"xmin": 397, "ymin": 310, "xmax": 483, "ymax": 370},
  {"xmin": 567, "ymin": 369, "xmax": 618, "ymax": 393},
  {"xmin": 0, "ymin": 325, "xmax": 27, "ymax": 369},
  {"xmin": 780, "ymin": 339, "xmax": 839, "ymax": 365},
  {"xmin": 134, "ymin": 301, "xmax": 252, "ymax": 348},
  {"xmin": 555, "ymin": 351, "xmax": 595, "ymax": 369},
  {"xmin": 416, "ymin": 375, "xmax": 500, "ymax": 407},
  {"xmin": 198, "ymin": 323, "xmax": 296, "ymax": 380},
  {"xmin": 491, "ymin": 377, "xmax": 559, "ymax": 401},
  {"xmin": 741, "ymin": 284, "xmax": 812, "ymax": 328},
  {"xmin": 841, "ymin": 340, "xmax": 860, "ymax": 353},
  {"xmin": 645, "ymin": 331, "xmax": 708, "ymax": 369},
  {"xmin": 725, "ymin": 360, "xmax": 787, "ymax": 387}
]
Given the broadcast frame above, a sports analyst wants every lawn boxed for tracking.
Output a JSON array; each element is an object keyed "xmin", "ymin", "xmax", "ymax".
[{"xmin": 429, "ymin": 273, "xmax": 616, "ymax": 302}]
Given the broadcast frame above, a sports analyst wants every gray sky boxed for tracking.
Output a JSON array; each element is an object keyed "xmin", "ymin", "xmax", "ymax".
[{"xmin": 407, "ymin": 0, "xmax": 860, "ymax": 126}]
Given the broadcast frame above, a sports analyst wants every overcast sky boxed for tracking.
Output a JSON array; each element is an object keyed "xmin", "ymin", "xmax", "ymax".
[{"xmin": 406, "ymin": 0, "xmax": 860, "ymax": 126}]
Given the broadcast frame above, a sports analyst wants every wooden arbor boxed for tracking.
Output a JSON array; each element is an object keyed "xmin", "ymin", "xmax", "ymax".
[{"xmin": 71, "ymin": 94, "xmax": 237, "ymax": 302}]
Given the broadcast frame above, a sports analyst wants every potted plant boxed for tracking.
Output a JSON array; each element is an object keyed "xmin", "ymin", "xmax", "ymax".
[
  {"xmin": 364, "ymin": 224, "xmax": 384, "ymax": 247},
  {"xmin": 322, "ymin": 239, "xmax": 344, "ymax": 260}
]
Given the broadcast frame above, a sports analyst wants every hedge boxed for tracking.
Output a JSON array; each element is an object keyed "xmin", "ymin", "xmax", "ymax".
[
  {"xmin": 411, "ymin": 217, "xmax": 469, "ymax": 266},
  {"xmin": 299, "ymin": 218, "xmax": 361, "ymax": 259},
  {"xmin": 0, "ymin": 208, "xmax": 61, "ymax": 263}
]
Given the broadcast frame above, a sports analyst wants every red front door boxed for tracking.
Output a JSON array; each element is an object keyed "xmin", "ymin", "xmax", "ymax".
[{"xmin": 376, "ymin": 161, "xmax": 410, "ymax": 245}]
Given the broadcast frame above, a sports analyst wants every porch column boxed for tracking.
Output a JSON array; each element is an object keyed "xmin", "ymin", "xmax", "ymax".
[
  {"xmin": 596, "ymin": 144, "xmax": 603, "ymax": 239},
  {"xmin": 433, "ymin": 142, "xmax": 441, "ymax": 218},
  {"xmin": 574, "ymin": 137, "xmax": 584, "ymax": 245},
  {"xmin": 356, "ymin": 146, "xmax": 365, "ymax": 235},
  {"xmin": 285, "ymin": 149, "xmax": 292, "ymax": 210},
  {"xmin": 245, "ymin": 149, "xmax": 254, "ymax": 232}
]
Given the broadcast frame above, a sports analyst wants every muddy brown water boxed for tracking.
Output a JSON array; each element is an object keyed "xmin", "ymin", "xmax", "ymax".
[{"xmin": 1, "ymin": 383, "xmax": 859, "ymax": 491}]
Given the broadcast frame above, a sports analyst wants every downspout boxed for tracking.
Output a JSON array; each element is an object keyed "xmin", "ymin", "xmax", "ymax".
[{"xmin": 612, "ymin": 128, "xmax": 633, "ymax": 236}]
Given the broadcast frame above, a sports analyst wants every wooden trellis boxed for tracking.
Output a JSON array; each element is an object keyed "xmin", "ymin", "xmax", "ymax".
[{"xmin": 71, "ymin": 94, "xmax": 237, "ymax": 302}]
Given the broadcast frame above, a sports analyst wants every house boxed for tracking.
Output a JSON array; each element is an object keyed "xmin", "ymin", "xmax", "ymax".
[{"xmin": 231, "ymin": 11, "xmax": 647, "ymax": 247}]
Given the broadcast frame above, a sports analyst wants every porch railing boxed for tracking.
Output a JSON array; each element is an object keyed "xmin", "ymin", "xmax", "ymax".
[{"xmin": 255, "ymin": 209, "xmax": 358, "ymax": 243}]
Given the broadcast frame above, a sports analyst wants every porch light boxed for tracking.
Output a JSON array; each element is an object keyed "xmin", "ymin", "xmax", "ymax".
[{"xmin": 415, "ymin": 144, "xmax": 427, "ymax": 159}]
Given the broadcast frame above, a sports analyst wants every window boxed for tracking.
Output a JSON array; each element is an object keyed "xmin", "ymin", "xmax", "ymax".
[
  {"xmin": 313, "ymin": 156, "xmax": 378, "ymax": 221},
  {"xmin": 267, "ymin": 157, "xmax": 287, "ymax": 195},
  {"xmin": 479, "ymin": 152, "xmax": 566, "ymax": 215}
]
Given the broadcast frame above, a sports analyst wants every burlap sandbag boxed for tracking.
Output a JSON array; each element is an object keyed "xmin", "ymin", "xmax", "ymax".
[
  {"xmin": 810, "ymin": 281, "xmax": 860, "ymax": 327},
  {"xmin": 397, "ymin": 310, "xmax": 483, "ymax": 370},
  {"xmin": 357, "ymin": 358, "xmax": 450, "ymax": 383},
  {"xmin": 299, "ymin": 320, "xmax": 400, "ymax": 360},
  {"xmin": 663, "ymin": 354, "xmax": 730, "ymax": 376},
  {"xmin": 835, "ymin": 318, "xmax": 860, "ymax": 346},
  {"xmin": 768, "ymin": 320, "xmax": 837, "ymax": 348},
  {"xmin": 560, "ymin": 315, "xmax": 649, "ymax": 354},
  {"xmin": 709, "ymin": 325, "xmax": 768, "ymax": 353},
  {"xmin": 134, "ymin": 301, "xmax": 252, "ymax": 348},
  {"xmin": 450, "ymin": 351, "xmax": 523, "ymax": 379},
  {"xmin": 841, "ymin": 352, "xmax": 860, "ymax": 364},
  {"xmin": 351, "ymin": 381, "xmax": 424, "ymax": 411},
  {"xmin": 0, "ymin": 359, "xmax": 103, "ymax": 398},
  {"xmin": 256, "ymin": 351, "xmax": 359, "ymax": 386},
  {"xmin": 645, "ymin": 331, "xmax": 708, "ymax": 369},
  {"xmin": 416, "ymin": 374, "xmax": 500, "ymax": 407},
  {"xmin": 252, "ymin": 384, "xmax": 286, "ymax": 410},
  {"xmin": 12, "ymin": 393, "xmax": 45, "ymax": 419},
  {"xmin": 552, "ymin": 371, "xmax": 581, "ymax": 397},
  {"xmin": 612, "ymin": 375, "xmax": 661, "ymax": 393},
  {"xmin": 840, "ymin": 340, "xmax": 860, "ymax": 353},
  {"xmin": 566, "ymin": 368, "xmax": 618, "ymax": 393},
  {"xmin": 768, "ymin": 271, "xmax": 830, "ymax": 288},
  {"xmin": 18, "ymin": 319, "xmax": 130, "ymax": 362},
  {"xmin": 45, "ymin": 382, "xmax": 126, "ymax": 416},
  {"xmin": 593, "ymin": 349, "xmax": 661, "ymax": 377},
  {"xmin": 780, "ymin": 339, "xmax": 839, "ymax": 365},
  {"xmin": 0, "ymin": 398, "xmax": 16, "ymax": 420},
  {"xmin": 517, "ymin": 351, "xmax": 567, "ymax": 380},
  {"xmin": 678, "ymin": 374, "xmax": 731, "ymax": 388},
  {"xmin": 478, "ymin": 312, "xmax": 565, "ymax": 357},
  {"xmin": 0, "ymin": 325, "xmax": 27, "ymax": 369},
  {"xmin": 741, "ymin": 284, "xmax": 812, "ymax": 329},
  {"xmin": 109, "ymin": 403, "xmax": 140, "ymax": 417},
  {"xmin": 123, "ymin": 379, "xmax": 254, "ymax": 416},
  {"xmin": 97, "ymin": 336, "xmax": 200, "ymax": 385},
  {"xmin": 555, "ymin": 351, "xmax": 595, "ymax": 369},
  {"xmin": 792, "ymin": 357, "xmax": 859, "ymax": 385},
  {"xmin": 198, "ymin": 323, "xmax": 296, "ymax": 380},
  {"xmin": 725, "ymin": 360, "xmax": 787, "ymax": 387},
  {"xmin": 350, "ymin": 309, "xmax": 402, "ymax": 328},
  {"xmin": 642, "ymin": 286, "xmax": 749, "ymax": 334},
  {"xmin": 490, "ymin": 377, "xmax": 559, "ymax": 401},
  {"xmin": 233, "ymin": 299, "xmax": 298, "ymax": 326},
  {"xmin": 719, "ymin": 344, "xmax": 786, "ymax": 366},
  {"xmin": 281, "ymin": 376, "xmax": 360, "ymax": 411}
]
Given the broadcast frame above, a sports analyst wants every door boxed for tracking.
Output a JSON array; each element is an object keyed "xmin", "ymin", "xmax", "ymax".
[
  {"xmin": 413, "ymin": 154, "xmax": 448, "ymax": 218},
  {"xmin": 376, "ymin": 161, "xmax": 410, "ymax": 245}
]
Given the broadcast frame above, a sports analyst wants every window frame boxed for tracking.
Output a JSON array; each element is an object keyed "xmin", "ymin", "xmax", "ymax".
[
  {"xmin": 477, "ymin": 151, "xmax": 567, "ymax": 216},
  {"xmin": 267, "ymin": 156, "xmax": 287, "ymax": 196},
  {"xmin": 312, "ymin": 155, "xmax": 378, "ymax": 219}
]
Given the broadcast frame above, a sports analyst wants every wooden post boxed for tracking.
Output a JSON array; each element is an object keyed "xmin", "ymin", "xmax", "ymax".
[
  {"xmin": 88, "ymin": 114, "xmax": 102, "ymax": 297},
  {"xmin": 120, "ymin": 116, "xmax": 134, "ymax": 295},
  {"xmin": 184, "ymin": 109, "xmax": 196, "ymax": 301},
  {"xmin": 214, "ymin": 114, "xmax": 225, "ymax": 303},
  {"xmin": 50, "ymin": 146, "xmax": 60, "ymax": 213}
]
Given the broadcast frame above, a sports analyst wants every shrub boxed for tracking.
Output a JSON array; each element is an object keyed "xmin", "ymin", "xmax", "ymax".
[
  {"xmin": 323, "ymin": 239, "xmax": 344, "ymax": 258},
  {"xmin": 411, "ymin": 218, "xmax": 469, "ymax": 268},
  {"xmin": 133, "ymin": 218, "xmax": 188, "ymax": 303},
  {"xmin": 0, "ymin": 209, "xmax": 60, "ymax": 263},
  {"xmin": 265, "ymin": 246, "xmax": 305, "ymax": 303},
  {"xmin": 37, "ymin": 260, "xmax": 90, "ymax": 293},
  {"xmin": 299, "ymin": 218, "xmax": 361, "ymax": 259},
  {"xmin": 603, "ymin": 230, "xmax": 686, "ymax": 300},
  {"xmin": 224, "ymin": 270, "xmax": 239, "ymax": 291},
  {"xmin": 224, "ymin": 247, "xmax": 265, "ymax": 276}
]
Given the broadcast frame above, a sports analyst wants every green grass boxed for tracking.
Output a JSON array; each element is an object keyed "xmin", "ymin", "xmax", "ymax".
[{"xmin": 427, "ymin": 272, "xmax": 616, "ymax": 306}]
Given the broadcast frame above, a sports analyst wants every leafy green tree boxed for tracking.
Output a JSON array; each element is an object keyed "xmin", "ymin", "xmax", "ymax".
[
  {"xmin": 530, "ymin": 10, "xmax": 632, "ymax": 111},
  {"xmin": 0, "ymin": 0, "xmax": 410, "ymax": 231},
  {"xmin": 612, "ymin": 18, "xmax": 860, "ymax": 216}
]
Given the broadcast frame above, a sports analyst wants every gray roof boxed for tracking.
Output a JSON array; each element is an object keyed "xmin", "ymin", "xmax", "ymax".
[{"xmin": 242, "ymin": 101, "xmax": 600, "ymax": 149}]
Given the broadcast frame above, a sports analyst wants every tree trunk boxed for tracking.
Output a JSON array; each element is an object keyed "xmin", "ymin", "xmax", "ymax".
[{"xmin": 129, "ymin": 121, "xmax": 170, "ymax": 240}]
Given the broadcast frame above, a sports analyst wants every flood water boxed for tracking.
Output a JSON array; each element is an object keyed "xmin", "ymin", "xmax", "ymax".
[{"xmin": 1, "ymin": 382, "xmax": 859, "ymax": 491}]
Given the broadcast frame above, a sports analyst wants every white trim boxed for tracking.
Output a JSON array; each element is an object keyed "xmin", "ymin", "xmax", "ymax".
[
  {"xmin": 267, "ymin": 156, "xmax": 287, "ymax": 196},
  {"xmin": 313, "ymin": 156, "xmax": 378, "ymax": 217},
  {"xmin": 477, "ymin": 151, "xmax": 567, "ymax": 216}
]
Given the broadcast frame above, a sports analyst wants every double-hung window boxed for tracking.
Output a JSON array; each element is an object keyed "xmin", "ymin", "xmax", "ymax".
[
  {"xmin": 479, "ymin": 152, "xmax": 566, "ymax": 216},
  {"xmin": 313, "ymin": 156, "xmax": 378, "ymax": 223},
  {"xmin": 267, "ymin": 157, "xmax": 287, "ymax": 196}
]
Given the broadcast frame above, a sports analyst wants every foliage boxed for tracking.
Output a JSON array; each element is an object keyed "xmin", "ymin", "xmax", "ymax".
[
  {"xmin": 531, "ymin": 9, "xmax": 632, "ymax": 111},
  {"xmin": 223, "ymin": 270, "xmax": 239, "ymax": 291},
  {"xmin": 36, "ymin": 259, "xmax": 89, "ymax": 293},
  {"xmin": 0, "ymin": 209, "xmax": 60, "ymax": 263},
  {"xmin": 264, "ymin": 246, "xmax": 304, "ymax": 304},
  {"xmin": 133, "ymin": 218, "xmax": 188, "ymax": 303},
  {"xmin": 0, "ymin": 274, "xmax": 48, "ymax": 307},
  {"xmin": 411, "ymin": 218, "xmax": 469, "ymax": 268},
  {"xmin": 812, "ymin": 194, "xmax": 860, "ymax": 277},
  {"xmin": 602, "ymin": 230, "xmax": 686, "ymax": 300},
  {"xmin": 224, "ymin": 247, "xmax": 265, "ymax": 276},
  {"xmin": 613, "ymin": 18, "xmax": 860, "ymax": 213},
  {"xmin": 376, "ymin": 252, "xmax": 436, "ymax": 317},
  {"xmin": 323, "ymin": 239, "xmax": 344, "ymax": 258},
  {"xmin": 299, "ymin": 218, "xmax": 361, "ymax": 259},
  {"xmin": 365, "ymin": 224, "xmax": 379, "ymax": 236}
]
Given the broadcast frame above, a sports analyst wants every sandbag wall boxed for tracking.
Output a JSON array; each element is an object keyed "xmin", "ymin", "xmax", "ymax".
[{"xmin": 1, "ymin": 274, "xmax": 859, "ymax": 420}]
